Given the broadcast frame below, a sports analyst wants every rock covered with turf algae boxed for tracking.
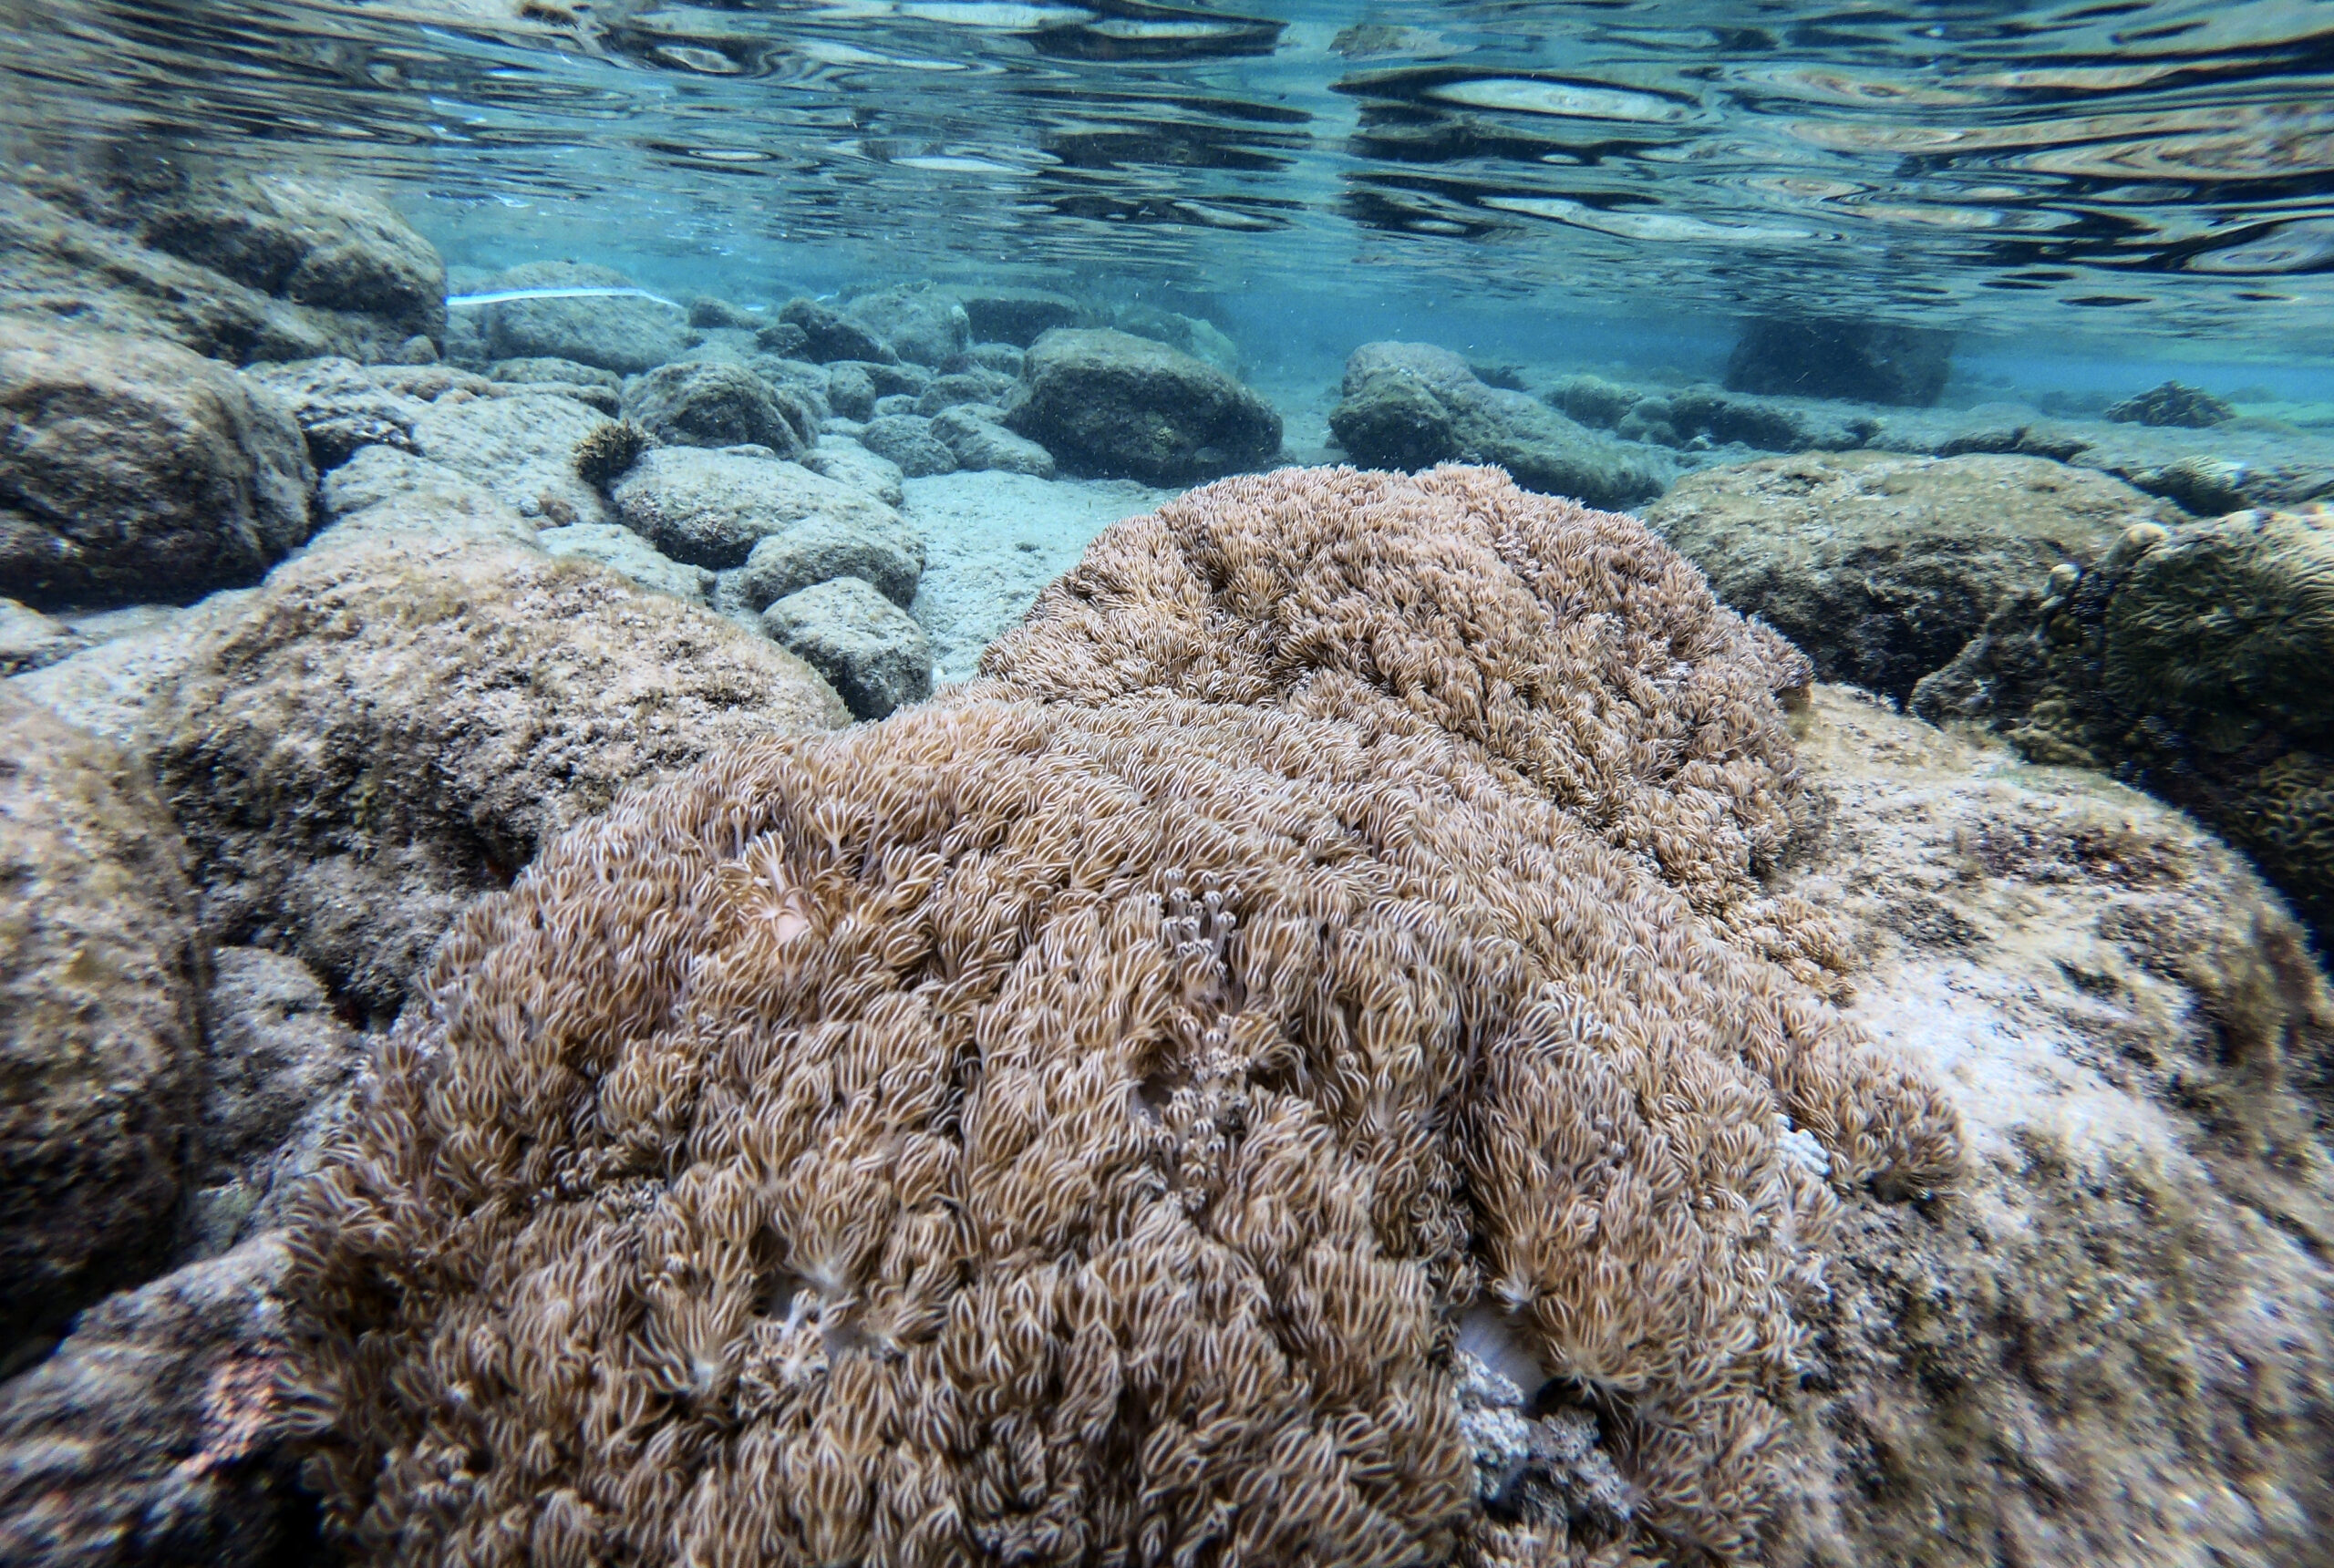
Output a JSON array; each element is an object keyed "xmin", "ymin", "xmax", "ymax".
[
  {"xmin": 1914, "ymin": 504, "xmax": 2334, "ymax": 947},
  {"xmin": 150, "ymin": 537, "xmax": 851, "ymax": 1016},
  {"xmin": 1724, "ymin": 315, "xmax": 1954, "ymax": 407},
  {"xmin": 759, "ymin": 574, "xmax": 935, "ymax": 719},
  {"xmin": 471, "ymin": 261, "xmax": 688, "ymax": 376},
  {"xmin": 2106, "ymin": 378, "xmax": 2234, "ymax": 428},
  {"xmin": 0, "ymin": 318, "xmax": 314, "ymax": 607},
  {"xmin": 1766, "ymin": 686, "xmax": 2334, "ymax": 1568},
  {"xmin": 613, "ymin": 446, "xmax": 916, "ymax": 571},
  {"xmin": 1330, "ymin": 342, "xmax": 1668, "ymax": 509},
  {"xmin": 285, "ymin": 465, "xmax": 1961, "ymax": 1567},
  {"xmin": 0, "ymin": 687, "xmax": 203, "ymax": 1357},
  {"xmin": 1643, "ymin": 450, "xmax": 2174, "ymax": 702},
  {"xmin": 1005, "ymin": 326, "xmax": 1282, "ymax": 485},
  {"xmin": 621, "ymin": 361, "xmax": 812, "ymax": 458}
]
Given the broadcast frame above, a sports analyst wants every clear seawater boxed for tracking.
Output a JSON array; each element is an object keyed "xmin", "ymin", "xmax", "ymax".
[{"xmin": 3, "ymin": 0, "xmax": 2329, "ymax": 408}]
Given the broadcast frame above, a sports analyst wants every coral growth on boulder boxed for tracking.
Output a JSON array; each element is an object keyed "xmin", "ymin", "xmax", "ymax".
[{"xmin": 286, "ymin": 466, "xmax": 1960, "ymax": 1566}]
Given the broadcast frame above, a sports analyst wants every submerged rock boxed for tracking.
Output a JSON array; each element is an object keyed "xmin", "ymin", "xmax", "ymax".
[
  {"xmin": 860, "ymin": 412, "xmax": 959, "ymax": 478},
  {"xmin": 471, "ymin": 261, "xmax": 688, "ymax": 376},
  {"xmin": 612, "ymin": 446, "xmax": 912, "ymax": 571},
  {"xmin": 150, "ymin": 538, "xmax": 849, "ymax": 1015},
  {"xmin": 1006, "ymin": 326, "xmax": 1281, "ymax": 484},
  {"xmin": 800, "ymin": 433, "xmax": 906, "ymax": 507},
  {"xmin": 0, "ymin": 1235, "xmax": 308, "ymax": 1568},
  {"xmin": 728, "ymin": 498, "xmax": 925, "ymax": 613},
  {"xmin": 845, "ymin": 284, "xmax": 970, "ymax": 369},
  {"xmin": 2106, "ymin": 378, "xmax": 2235, "ymax": 428},
  {"xmin": 0, "ymin": 689, "xmax": 202, "ymax": 1359},
  {"xmin": 240, "ymin": 355, "xmax": 494, "ymax": 468},
  {"xmin": 760, "ymin": 574, "xmax": 935, "ymax": 719},
  {"xmin": 622, "ymin": 359, "xmax": 808, "ymax": 457},
  {"xmin": 1645, "ymin": 451, "xmax": 2168, "ymax": 703},
  {"xmin": 0, "ymin": 598, "xmax": 83, "ymax": 676},
  {"xmin": 778, "ymin": 297, "xmax": 895, "ymax": 365},
  {"xmin": 1330, "ymin": 341, "xmax": 1667, "ymax": 508},
  {"xmin": 1914, "ymin": 504, "xmax": 2334, "ymax": 947},
  {"xmin": 405, "ymin": 387, "xmax": 614, "ymax": 525},
  {"xmin": 0, "ymin": 319, "xmax": 314, "ymax": 608},
  {"xmin": 1724, "ymin": 315, "xmax": 1955, "ymax": 407},
  {"xmin": 537, "ymin": 521, "xmax": 713, "ymax": 603},
  {"xmin": 931, "ymin": 405, "xmax": 1055, "ymax": 477},
  {"xmin": 945, "ymin": 285, "xmax": 1085, "ymax": 346}
]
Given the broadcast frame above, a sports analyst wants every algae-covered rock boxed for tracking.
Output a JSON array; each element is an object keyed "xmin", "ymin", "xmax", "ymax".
[
  {"xmin": 474, "ymin": 261, "xmax": 688, "ymax": 376},
  {"xmin": 1724, "ymin": 315, "xmax": 1954, "ymax": 407},
  {"xmin": 622, "ymin": 360, "xmax": 810, "ymax": 458},
  {"xmin": 760, "ymin": 573, "xmax": 935, "ymax": 719},
  {"xmin": 845, "ymin": 284, "xmax": 970, "ymax": 369},
  {"xmin": 0, "ymin": 319, "xmax": 314, "ymax": 607},
  {"xmin": 151, "ymin": 538, "xmax": 850, "ymax": 1015},
  {"xmin": 1645, "ymin": 451, "xmax": 2169, "ymax": 702},
  {"xmin": 1915, "ymin": 504, "xmax": 2334, "ymax": 945},
  {"xmin": 1330, "ymin": 341, "xmax": 1668, "ymax": 508},
  {"xmin": 2106, "ymin": 378, "xmax": 2234, "ymax": 428},
  {"xmin": 0, "ymin": 688, "xmax": 202, "ymax": 1357},
  {"xmin": 612, "ymin": 446, "xmax": 912, "ymax": 571},
  {"xmin": 405, "ymin": 387, "xmax": 614, "ymax": 525},
  {"xmin": 1006, "ymin": 326, "xmax": 1281, "ymax": 484}
]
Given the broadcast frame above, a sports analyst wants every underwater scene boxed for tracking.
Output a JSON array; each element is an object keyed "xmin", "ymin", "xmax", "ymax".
[{"xmin": 3, "ymin": 0, "xmax": 2333, "ymax": 1563}]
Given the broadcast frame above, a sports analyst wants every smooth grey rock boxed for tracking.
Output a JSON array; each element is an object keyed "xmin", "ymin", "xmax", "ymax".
[
  {"xmin": 610, "ymin": 446, "xmax": 914, "ymax": 571},
  {"xmin": 860, "ymin": 414, "xmax": 958, "ymax": 478},
  {"xmin": 760, "ymin": 575, "xmax": 933, "ymax": 719}
]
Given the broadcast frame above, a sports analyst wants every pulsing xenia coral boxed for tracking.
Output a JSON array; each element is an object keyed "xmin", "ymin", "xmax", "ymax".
[{"xmin": 285, "ymin": 465, "xmax": 1961, "ymax": 1567}]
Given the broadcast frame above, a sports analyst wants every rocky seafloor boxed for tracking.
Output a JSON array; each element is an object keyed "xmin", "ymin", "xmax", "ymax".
[{"xmin": 1, "ymin": 164, "xmax": 2331, "ymax": 1567}]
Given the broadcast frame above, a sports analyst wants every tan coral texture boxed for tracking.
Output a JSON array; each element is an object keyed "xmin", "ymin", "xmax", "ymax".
[{"xmin": 286, "ymin": 466, "xmax": 1962, "ymax": 1566}]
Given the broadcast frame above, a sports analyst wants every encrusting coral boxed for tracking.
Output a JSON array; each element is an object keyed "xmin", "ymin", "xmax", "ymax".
[{"xmin": 284, "ymin": 465, "xmax": 1963, "ymax": 1566}]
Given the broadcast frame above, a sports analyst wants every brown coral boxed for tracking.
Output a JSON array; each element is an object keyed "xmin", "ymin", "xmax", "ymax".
[{"xmin": 286, "ymin": 466, "xmax": 1961, "ymax": 1566}]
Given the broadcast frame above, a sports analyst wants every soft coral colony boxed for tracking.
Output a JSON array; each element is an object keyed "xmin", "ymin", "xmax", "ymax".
[{"xmin": 284, "ymin": 464, "xmax": 1964, "ymax": 1567}]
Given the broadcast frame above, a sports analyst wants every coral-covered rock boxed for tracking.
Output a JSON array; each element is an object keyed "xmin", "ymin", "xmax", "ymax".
[
  {"xmin": 623, "ymin": 361, "xmax": 807, "ymax": 458},
  {"xmin": 1644, "ymin": 451, "xmax": 2169, "ymax": 702},
  {"xmin": 1724, "ymin": 315, "xmax": 1954, "ymax": 407},
  {"xmin": 150, "ymin": 538, "xmax": 850, "ymax": 1016},
  {"xmin": 1007, "ymin": 327, "xmax": 1282, "ymax": 484},
  {"xmin": 474, "ymin": 261, "xmax": 688, "ymax": 376},
  {"xmin": 0, "ymin": 1236, "xmax": 309, "ymax": 1568},
  {"xmin": 0, "ymin": 688, "xmax": 203, "ymax": 1356},
  {"xmin": 1765, "ymin": 687, "xmax": 2334, "ymax": 1568},
  {"xmin": 286, "ymin": 467, "xmax": 1958, "ymax": 1567},
  {"xmin": 614, "ymin": 446, "xmax": 913, "ymax": 571},
  {"xmin": 0, "ymin": 319, "xmax": 314, "ymax": 607},
  {"xmin": 1330, "ymin": 342, "xmax": 1668, "ymax": 509},
  {"xmin": 760, "ymin": 574, "xmax": 934, "ymax": 719},
  {"xmin": 1914, "ymin": 505, "xmax": 2334, "ymax": 947}
]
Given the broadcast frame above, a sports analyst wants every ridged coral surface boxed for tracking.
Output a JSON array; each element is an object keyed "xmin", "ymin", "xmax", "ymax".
[{"xmin": 286, "ymin": 466, "xmax": 1961, "ymax": 1565}]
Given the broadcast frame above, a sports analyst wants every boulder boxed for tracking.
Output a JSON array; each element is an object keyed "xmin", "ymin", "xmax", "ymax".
[
  {"xmin": 859, "ymin": 413, "xmax": 959, "ymax": 478},
  {"xmin": 824, "ymin": 361, "xmax": 878, "ymax": 421},
  {"xmin": 2106, "ymin": 379, "xmax": 2235, "ymax": 428},
  {"xmin": 307, "ymin": 444, "xmax": 539, "ymax": 552},
  {"xmin": 800, "ymin": 434, "xmax": 906, "ymax": 507},
  {"xmin": 755, "ymin": 320, "xmax": 811, "ymax": 357},
  {"xmin": 728, "ymin": 499, "xmax": 925, "ymax": 613},
  {"xmin": 0, "ymin": 1236, "xmax": 309, "ymax": 1568},
  {"xmin": 1914, "ymin": 505, "xmax": 2334, "ymax": 946},
  {"xmin": 0, "ymin": 688, "xmax": 203, "ymax": 1357},
  {"xmin": 0, "ymin": 319, "xmax": 314, "ymax": 607},
  {"xmin": 621, "ymin": 360, "xmax": 805, "ymax": 457},
  {"xmin": 930, "ymin": 405, "xmax": 1055, "ymax": 477},
  {"xmin": 1643, "ymin": 451, "xmax": 2167, "ymax": 701},
  {"xmin": 1724, "ymin": 315, "xmax": 1954, "ymax": 407},
  {"xmin": 0, "ymin": 171, "xmax": 444, "ymax": 365},
  {"xmin": 611, "ymin": 447, "xmax": 912, "ymax": 572},
  {"xmin": 473, "ymin": 261, "xmax": 688, "ymax": 375},
  {"xmin": 687, "ymin": 295, "xmax": 762, "ymax": 331},
  {"xmin": 0, "ymin": 597, "xmax": 82, "ymax": 676},
  {"xmin": 405, "ymin": 388, "xmax": 614, "ymax": 525},
  {"xmin": 150, "ymin": 538, "xmax": 850, "ymax": 1015},
  {"xmin": 958, "ymin": 342, "xmax": 1026, "ymax": 378},
  {"xmin": 760, "ymin": 574, "xmax": 935, "ymax": 719},
  {"xmin": 844, "ymin": 284, "xmax": 970, "ymax": 368},
  {"xmin": 777, "ymin": 297, "xmax": 894, "ymax": 365},
  {"xmin": 914, "ymin": 366, "xmax": 1018, "ymax": 415},
  {"xmin": 946, "ymin": 286, "xmax": 1085, "ymax": 346},
  {"xmin": 1763, "ymin": 686, "xmax": 2334, "ymax": 1568},
  {"xmin": 538, "ymin": 521, "xmax": 713, "ymax": 603},
  {"xmin": 872, "ymin": 392, "xmax": 922, "ymax": 420},
  {"xmin": 1329, "ymin": 341, "xmax": 1667, "ymax": 509},
  {"xmin": 173, "ymin": 950, "xmax": 368, "ymax": 1265},
  {"xmin": 1005, "ymin": 327, "xmax": 1281, "ymax": 485},
  {"xmin": 488, "ymin": 356, "xmax": 620, "ymax": 391},
  {"xmin": 240, "ymin": 356, "xmax": 494, "ymax": 468}
]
